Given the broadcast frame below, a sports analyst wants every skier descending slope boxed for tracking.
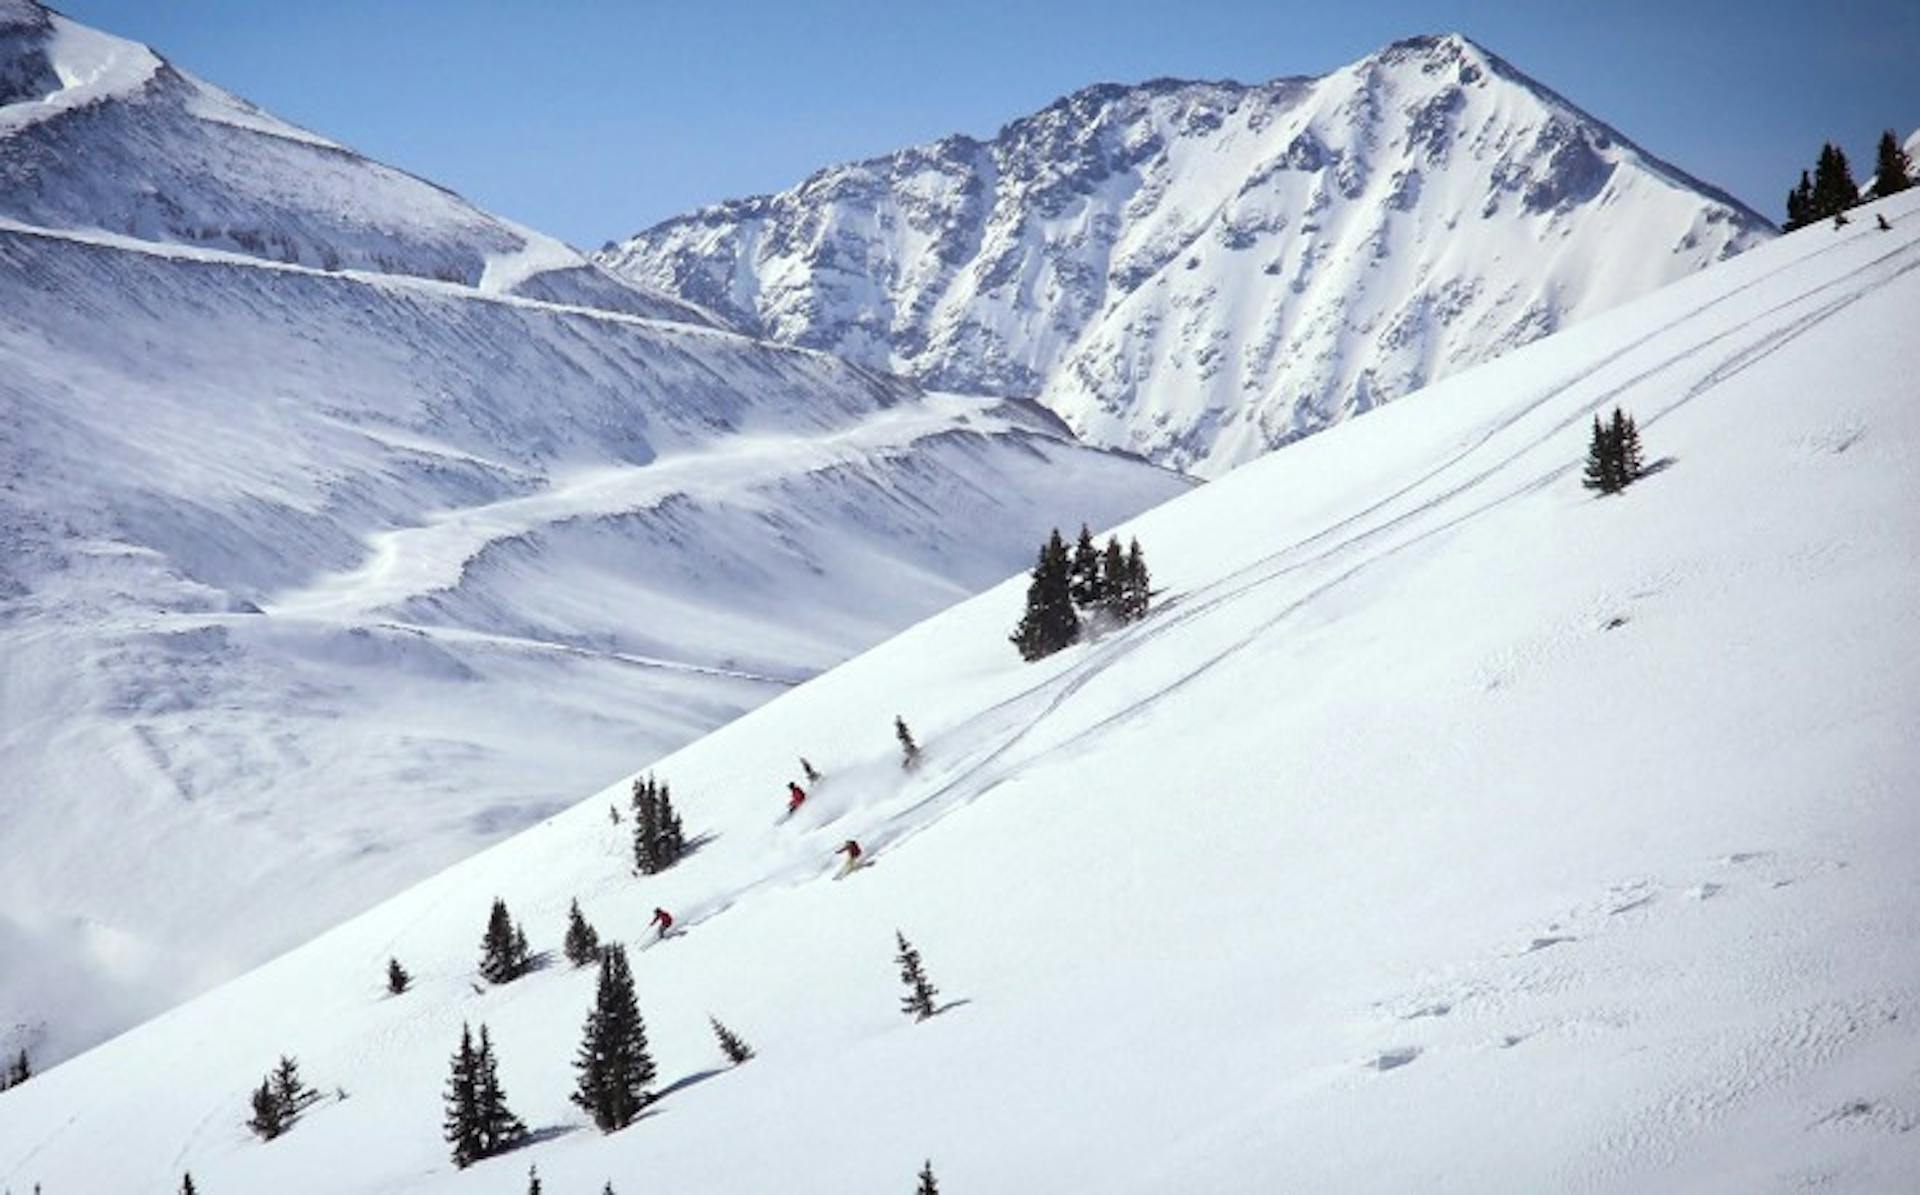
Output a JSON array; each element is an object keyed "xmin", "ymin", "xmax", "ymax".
[
  {"xmin": 833, "ymin": 840, "xmax": 864, "ymax": 880},
  {"xmin": 785, "ymin": 782, "xmax": 808, "ymax": 819},
  {"xmin": 649, "ymin": 907, "xmax": 674, "ymax": 941}
]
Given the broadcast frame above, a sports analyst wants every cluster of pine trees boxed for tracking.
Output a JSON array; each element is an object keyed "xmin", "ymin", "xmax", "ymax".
[
  {"xmin": 443, "ymin": 1023, "xmax": 526, "ymax": 1168},
  {"xmin": 1784, "ymin": 132, "xmax": 1912, "ymax": 229},
  {"xmin": 479, "ymin": 897, "xmax": 535, "ymax": 984},
  {"xmin": 246, "ymin": 1055, "xmax": 320, "ymax": 1141},
  {"xmin": 1581, "ymin": 408, "xmax": 1647, "ymax": 495},
  {"xmin": 221, "ymin": 746, "xmax": 967, "ymax": 1182},
  {"xmin": 1011, "ymin": 526, "xmax": 1152, "ymax": 661},
  {"xmin": 631, "ymin": 775, "xmax": 686, "ymax": 875}
]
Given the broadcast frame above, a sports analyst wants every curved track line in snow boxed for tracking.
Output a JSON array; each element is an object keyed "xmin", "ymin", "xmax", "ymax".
[{"xmin": 262, "ymin": 394, "xmax": 1025, "ymax": 623}]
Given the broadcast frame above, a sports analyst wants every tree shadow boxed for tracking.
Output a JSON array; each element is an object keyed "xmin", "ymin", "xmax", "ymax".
[
  {"xmin": 931, "ymin": 998, "xmax": 973, "ymax": 1017},
  {"xmin": 1641, "ymin": 455, "xmax": 1678, "ymax": 477},
  {"xmin": 655, "ymin": 1067, "xmax": 726, "ymax": 1101},
  {"xmin": 504, "ymin": 1123, "xmax": 581, "ymax": 1155}
]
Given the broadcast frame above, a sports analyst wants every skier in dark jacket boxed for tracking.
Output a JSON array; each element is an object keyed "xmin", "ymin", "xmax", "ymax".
[
  {"xmin": 787, "ymin": 781, "xmax": 807, "ymax": 816},
  {"xmin": 834, "ymin": 839, "xmax": 863, "ymax": 879},
  {"xmin": 650, "ymin": 907, "xmax": 674, "ymax": 938}
]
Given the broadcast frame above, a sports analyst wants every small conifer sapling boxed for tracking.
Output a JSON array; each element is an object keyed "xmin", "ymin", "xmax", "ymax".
[
  {"xmin": 709, "ymin": 1015, "xmax": 755, "ymax": 1065},
  {"xmin": 386, "ymin": 956, "xmax": 411, "ymax": 995},
  {"xmin": 895, "ymin": 931, "xmax": 941, "ymax": 1021},
  {"xmin": 564, "ymin": 898, "xmax": 601, "ymax": 968},
  {"xmin": 918, "ymin": 1159, "xmax": 940, "ymax": 1194}
]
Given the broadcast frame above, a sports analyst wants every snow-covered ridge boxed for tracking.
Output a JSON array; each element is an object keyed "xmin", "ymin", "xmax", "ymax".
[
  {"xmin": 6, "ymin": 187, "xmax": 1915, "ymax": 1194},
  {"xmin": 0, "ymin": 0, "xmax": 710, "ymax": 322},
  {"xmin": 602, "ymin": 33, "xmax": 1774, "ymax": 475}
]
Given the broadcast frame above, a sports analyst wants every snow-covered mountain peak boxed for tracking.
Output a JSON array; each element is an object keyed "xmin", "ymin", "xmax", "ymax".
[
  {"xmin": 0, "ymin": 2, "xmax": 717, "ymax": 322},
  {"xmin": 602, "ymin": 36, "xmax": 1773, "ymax": 475}
]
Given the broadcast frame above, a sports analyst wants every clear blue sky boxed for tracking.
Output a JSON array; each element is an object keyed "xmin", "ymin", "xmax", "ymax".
[{"xmin": 53, "ymin": 0, "xmax": 1920, "ymax": 249}]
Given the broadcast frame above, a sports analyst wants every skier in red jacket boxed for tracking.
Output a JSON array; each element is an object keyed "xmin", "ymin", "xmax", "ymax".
[
  {"xmin": 650, "ymin": 907, "xmax": 674, "ymax": 938},
  {"xmin": 787, "ymin": 781, "xmax": 807, "ymax": 816}
]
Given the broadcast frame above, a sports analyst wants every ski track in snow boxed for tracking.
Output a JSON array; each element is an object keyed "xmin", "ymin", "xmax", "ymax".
[{"xmin": 264, "ymin": 393, "xmax": 1018, "ymax": 626}]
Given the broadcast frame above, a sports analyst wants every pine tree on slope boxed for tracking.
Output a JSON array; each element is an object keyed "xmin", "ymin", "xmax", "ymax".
[
  {"xmin": 181, "ymin": 1174, "xmax": 197, "ymax": 1195},
  {"xmin": 527, "ymin": 1165, "xmax": 542, "ymax": 1195},
  {"xmin": 564, "ymin": 898, "xmax": 601, "ymax": 968},
  {"xmin": 386, "ymin": 956, "xmax": 411, "ymax": 995},
  {"xmin": 248, "ymin": 1077, "xmax": 287, "ymax": 1141},
  {"xmin": 1786, "ymin": 170, "xmax": 1813, "ymax": 230},
  {"xmin": 1068, "ymin": 523, "xmax": 1103, "ymax": 607},
  {"xmin": 1582, "ymin": 414, "xmax": 1621, "ymax": 494},
  {"xmin": 572, "ymin": 944, "xmax": 656, "ymax": 1132},
  {"xmin": 1873, "ymin": 129, "xmax": 1913, "ymax": 198},
  {"xmin": 475, "ymin": 1025, "xmax": 528, "ymax": 1158},
  {"xmin": 631, "ymin": 776, "xmax": 687, "ymax": 874},
  {"xmin": 1010, "ymin": 528, "xmax": 1079, "ymax": 661},
  {"xmin": 443, "ymin": 1023, "xmax": 486, "ymax": 1168},
  {"xmin": 270, "ymin": 1055, "xmax": 317, "ymax": 1117},
  {"xmin": 895, "ymin": 931, "xmax": 941, "ymax": 1021},
  {"xmin": 1614, "ymin": 408, "xmax": 1645, "ymax": 484},
  {"xmin": 1099, "ymin": 535, "xmax": 1128, "ymax": 622},
  {"xmin": 479, "ymin": 897, "xmax": 531, "ymax": 984},
  {"xmin": 5, "ymin": 1048, "xmax": 27, "ymax": 1088},
  {"xmin": 709, "ymin": 1015, "xmax": 755, "ymax": 1065},
  {"xmin": 1121, "ymin": 538, "xmax": 1152, "ymax": 623},
  {"xmin": 1811, "ymin": 142, "xmax": 1860, "ymax": 221},
  {"xmin": 918, "ymin": 1159, "xmax": 940, "ymax": 1194}
]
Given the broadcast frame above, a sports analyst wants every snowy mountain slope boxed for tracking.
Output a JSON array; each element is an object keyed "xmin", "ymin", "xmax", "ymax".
[
  {"xmin": 601, "ymin": 34, "xmax": 1774, "ymax": 476},
  {"xmin": 0, "ymin": 0, "xmax": 714, "ymax": 323},
  {"xmin": 8, "ymin": 188, "xmax": 1915, "ymax": 1193},
  {"xmin": 0, "ymin": 204, "xmax": 1188, "ymax": 1068}
]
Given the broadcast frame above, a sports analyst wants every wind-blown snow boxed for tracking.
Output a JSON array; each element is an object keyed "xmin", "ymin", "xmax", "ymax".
[
  {"xmin": 602, "ymin": 34, "xmax": 1774, "ymax": 476},
  {"xmin": 6, "ymin": 186, "xmax": 1913, "ymax": 1193}
]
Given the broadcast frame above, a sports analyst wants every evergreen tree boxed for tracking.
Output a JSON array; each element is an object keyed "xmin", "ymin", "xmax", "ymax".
[
  {"xmin": 270, "ymin": 1055, "xmax": 317, "ymax": 1117},
  {"xmin": 918, "ymin": 1159, "xmax": 940, "ymax": 1194},
  {"xmin": 1614, "ymin": 408, "xmax": 1645, "ymax": 484},
  {"xmin": 527, "ymin": 1165, "xmax": 542, "ymax": 1195},
  {"xmin": 1121, "ymin": 538, "xmax": 1152, "ymax": 623},
  {"xmin": 1068, "ymin": 523, "xmax": 1103, "ymax": 607},
  {"xmin": 1009, "ymin": 528, "xmax": 1079, "ymax": 661},
  {"xmin": 248, "ymin": 1077, "xmax": 287, "ymax": 1141},
  {"xmin": 895, "ymin": 931, "xmax": 940, "ymax": 1021},
  {"xmin": 443, "ymin": 1023, "xmax": 486, "ymax": 1168},
  {"xmin": 709, "ymin": 1015, "xmax": 755, "ymax": 1065},
  {"xmin": 895, "ymin": 715, "xmax": 922, "ymax": 769},
  {"xmin": 475, "ymin": 1025, "xmax": 528, "ymax": 1158},
  {"xmin": 1582, "ymin": 414, "xmax": 1619, "ymax": 493},
  {"xmin": 1786, "ymin": 170, "xmax": 1812, "ymax": 230},
  {"xmin": 631, "ymin": 776, "xmax": 688, "ymax": 874},
  {"xmin": 478, "ymin": 898, "xmax": 531, "ymax": 984},
  {"xmin": 1873, "ymin": 129, "xmax": 1913, "ymax": 198},
  {"xmin": 1098, "ymin": 535, "xmax": 1128, "ymax": 621},
  {"xmin": 564, "ymin": 899, "xmax": 602, "ymax": 968},
  {"xmin": 572, "ymin": 944, "xmax": 656, "ymax": 1132},
  {"xmin": 386, "ymin": 956, "xmax": 411, "ymax": 995},
  {"xmin": 181, "ymin": 1173, "xmax": 197, "ymax": 1195},
  {"xmin": 1810, "ymin": 142, "xmax": 1859, "ymax": 221},
  {"xmin": 4, "ymin": 1048, "xmax": 27, "ymax": 1088}
]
